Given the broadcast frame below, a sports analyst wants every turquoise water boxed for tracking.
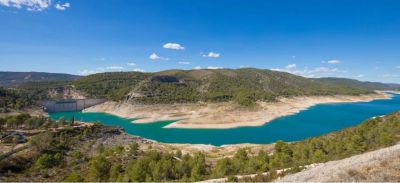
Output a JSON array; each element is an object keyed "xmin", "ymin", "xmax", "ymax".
[{"xmin": 50, "ymin": 94, "xmax": 400, "ymax": 146}]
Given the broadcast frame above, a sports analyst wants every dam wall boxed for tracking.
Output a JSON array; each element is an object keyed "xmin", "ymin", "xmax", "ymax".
[{"xmin": 39, "ymin": 99, "xmax": 106, "ymax": 113}]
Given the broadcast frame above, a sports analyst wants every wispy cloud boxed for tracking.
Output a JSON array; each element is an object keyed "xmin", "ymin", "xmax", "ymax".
[
  {"xmin": 0, "ymin": 0, "xmax": 52, "ymax": 11},
  {"xmin": 396, "ymin": 66, "xmax": 400, "ymax": 69},
  {"xmin": 285, "ymin": 64, "xmax": 296, "ymax": 69},
  {"xmin": 380, "ymin": 74, "xmax": 399, "ymax": 78},
  {"xmin": 322, "ymin": 59, "xmax": 341, "ymax": 64},
  {"xmin": 207, "ymin": 66, "xmax": 223, "ymax": 69},
  {"xmin": 202, "ymin": 52, "xmax": 220, "ymax": 58},
  {"xmin": 149, "ymin": 53, "xmax": 169, "ymax": 60},
  {"xmin": 106, "ymin": 66, "xmax": 125, "ymax": 70},
  {"xmin": 127, "ymin": 62, "xmax": 136, "ymax": 66},
  {"xmin": 79, "ymin": 69, "xmax": 100, "ymax": 76},
  {"xmin": 193, "ymin": 66, "xmax": 223, "ymax": 70},
  {"xmin": 54, "ymin": 2, "xmax": 69, "ymax": 10},
  {"xmin": 132, "ymin": 68, "xmax": 144, "ymax": 72},
  {"xmin": 313, "ymin": 67, "xmax": 338, "ymax": 73},
  {"xmin": 335, "ymin": 74, "xmax": 365, "ymax": 79},
  {"xmin": 78, "ymin": 65, "xmax": 126, "ymax": 75},
  {"xmin": 273, "ymin": 65, "xmax": 343, "ymax": 78},
  {"xmin": 178, "ymin": 61, "xmax": 190, "ymax": 65},
  {"xmin": 163, "ymin": 43, "xmax": 184, "ymax": 50}
]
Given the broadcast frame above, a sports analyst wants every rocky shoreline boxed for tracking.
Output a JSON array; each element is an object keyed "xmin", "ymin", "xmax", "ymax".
[{"xmin": 85, "ymin": 92, "xmax": 391, "ymax": 129}]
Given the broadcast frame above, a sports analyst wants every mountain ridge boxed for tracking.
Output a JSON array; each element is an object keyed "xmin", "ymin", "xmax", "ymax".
[
  {"xmin": 2, "ymin": 69, "xmax": 399, "ymax": 106},
  {"xmin": 0, "ymin": 71, "xmax": 81, "ymax": 87}
]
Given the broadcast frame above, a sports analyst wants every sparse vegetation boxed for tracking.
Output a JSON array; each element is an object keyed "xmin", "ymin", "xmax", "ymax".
[
  {"xmin": 1, "ymin": 111, "xmax": 399, "ymax": 182},
  {"xmin": 0, "ymin": 113, "xmax": 56, "ymax": 130}
]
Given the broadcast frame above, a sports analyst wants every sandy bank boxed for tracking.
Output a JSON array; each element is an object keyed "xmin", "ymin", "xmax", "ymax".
[{"xmin": 84, "ymin": 92, "xmax": 391, "ymax": 129}]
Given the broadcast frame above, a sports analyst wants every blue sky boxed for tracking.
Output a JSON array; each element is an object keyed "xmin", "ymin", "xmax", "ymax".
[{"xmin": 1, "ymin": 0, "xmax": 400, "ymax": 83}]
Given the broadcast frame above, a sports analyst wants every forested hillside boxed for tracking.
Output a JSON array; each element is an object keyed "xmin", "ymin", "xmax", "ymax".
[
  {"xmin": 0, "ymin": 72, "xmax": 80, "ymax": 87},
  {"xmin": 0, "ymin": 87, "xmax": 36, "ymax": 112},
  {"xmin": 2, "ymin": 69, "xmax": 397, "ymax": 107},
  {"xmin": 71, "ymin": 72, "xmax": 150, "ymax": 100},
  {"xmin": 71, "ymin": 69, "xmax": 373, "ymax": 105},
  {"xmin": 0, "ymin": 81, "xmax": 71, "ymax": 112}
]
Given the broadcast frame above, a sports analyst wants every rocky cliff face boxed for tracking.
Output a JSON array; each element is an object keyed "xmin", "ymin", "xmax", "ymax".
[{"xmin": 47, "ymin": 88, "xmax": 86, "ymax": 99}]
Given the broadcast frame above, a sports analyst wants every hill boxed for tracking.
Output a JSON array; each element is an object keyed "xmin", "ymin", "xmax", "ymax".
[
  {"xmin": 72, "ymin": 69, "xmax": 373, "ymax": 105},
  {"xmin": 314, "ymin": 77, "xmax": 395, "ymax": 90},
  {"xmin": 3, "ymin": 69, "xmax": 397, "ymax": 107},
  {"xmin": 0, "ymin": 72, "xmax": 81, "ymax": 87},
  {"xmin": 385, "ymin": 83, "xmax": 400, "ymax": 90}
]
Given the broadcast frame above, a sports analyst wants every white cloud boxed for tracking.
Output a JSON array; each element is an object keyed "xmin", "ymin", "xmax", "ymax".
[
  {"xmin": 127, "ymin": 62, "xmax": 136, "ymax": 66},
  {"xmin": 149, "ymin": 53, "xmax": 169, "ymax": 60},
  {"xmin": 381, "ymin": 74, "xmax": 399, "ymax": 78},
  {"xmin": 178, "ymin": 61, "xmax": 190, "ymax": 65},
  {"xmin": 322, "ymin": 59, "xmax": 341, "ymax": 64},
  {"xmin": 79, "ymin": 69, "xmax": 100, "ymax": 76},
  {"xmin": 54, "ymin": 2, "xmax": 69, "ymax": 10},
  {"xmin": 285, "ymin": 64, "xmax": 296, "ymax": 69},
  {"xmin": 193, "ymin": 66, "xmax": 224, "ymax": 70},
  {"xmin": 314, "ymin": 67, "xmax": 338, "ymax": 73},
  {"xmin": 0, "ymin": 0, "xmax": 51, "ymax": 11},
  {"xmin": 202, "ymin": 52, "xmax": 220, "ymax": 58},
  {"xmin": 106, "ymin": 66, "xmax": 125, "ymax": 70},
  {"xmin": 79, "ymin": 66, "xmax": 127, "ymax": 75},
  {"xmin": 355, "ymin": 74, "xmax": 364, "ymax": 78},
  {"xmin": 132, "ymin": 68, "xmax": 144, "ymax": 72},
  {"xmin": 273, "ymin": 65, "xmax": 342, "ymax": 78},
  {"xmin": 207, "ymin": 66, "xmax": 223, "ymax": 70},
  {"xmin": 163, "ymin": 43, "xmax": 184, "ymax": 50}
]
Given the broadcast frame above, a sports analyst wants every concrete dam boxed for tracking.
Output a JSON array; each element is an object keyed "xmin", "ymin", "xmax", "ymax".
[{"xmin": 39, "ymin": 99, "xmax": 106, "ymax": 113}]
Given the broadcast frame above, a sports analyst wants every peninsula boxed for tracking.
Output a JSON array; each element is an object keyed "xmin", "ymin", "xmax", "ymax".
[{"xmin": 85, "ymin": 92, "xmax": 390, "ymax": 129}]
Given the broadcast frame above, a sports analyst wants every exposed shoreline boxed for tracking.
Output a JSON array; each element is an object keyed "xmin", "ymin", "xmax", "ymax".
[{"xmin": 84, "ymin": 92, "xmax": 391, "ymax": 129}]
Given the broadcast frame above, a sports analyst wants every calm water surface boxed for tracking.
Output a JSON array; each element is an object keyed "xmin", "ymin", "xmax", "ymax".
[{"xmin": 50, "ymin": 94, "xmax": 400, "ymax": 146}]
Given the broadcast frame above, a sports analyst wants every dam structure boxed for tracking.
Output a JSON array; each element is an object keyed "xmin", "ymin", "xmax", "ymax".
[{"xmin": 39, "ymin": 99, "xmax": 106, "ymax": 113}]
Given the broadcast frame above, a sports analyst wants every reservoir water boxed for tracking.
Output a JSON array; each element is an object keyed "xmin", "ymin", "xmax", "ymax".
[{"xmin": 50, "ymin": 94, "xmax": 400, "ymax": 146}]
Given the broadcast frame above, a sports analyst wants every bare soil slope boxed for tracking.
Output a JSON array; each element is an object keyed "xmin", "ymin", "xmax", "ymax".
[{"xmin": 277, "ymin": 143, "xmax": 400, "ymax": 182}]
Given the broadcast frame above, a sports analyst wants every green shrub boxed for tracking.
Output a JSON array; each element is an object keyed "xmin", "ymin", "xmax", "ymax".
[{"xmin": 34, "ymin": 153, "xmax": 63, "ymax": 169}]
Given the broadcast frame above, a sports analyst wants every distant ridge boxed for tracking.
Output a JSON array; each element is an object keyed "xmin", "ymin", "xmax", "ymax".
[
  {"xmin": 70, "ymin": 68, "xmax": 382, "ymax": 104},
  {"xmin": 0, "ymin": 71, "xmax": 81, "ymax": 87},
  {"xmin": 314, "ymin": 77, "xmax": 398, "ymax": 90},
  {"xmin": 1, "ymin": 69, "xmax": 398, "ymax": 105}
]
